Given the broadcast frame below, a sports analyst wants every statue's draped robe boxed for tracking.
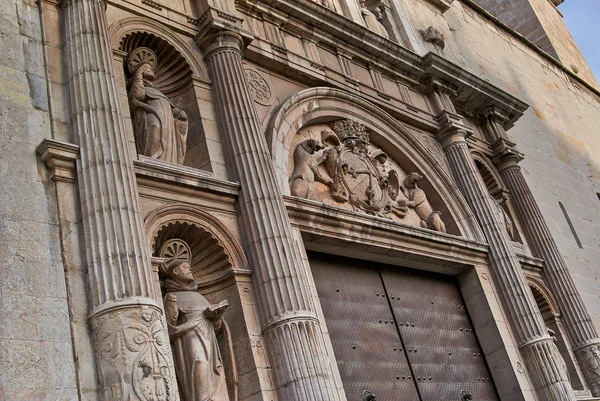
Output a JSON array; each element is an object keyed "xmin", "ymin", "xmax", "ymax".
[
  {"xmin": 131, "ymin": 82, "xmax": 187, "ymax": 164},
  {"xmin": 165, "ymin": 281, "xmax": 229, "ymax": 401},
  {"xmin": 361, "ymin": 8, "xmax": 389, "ymax": 39}
]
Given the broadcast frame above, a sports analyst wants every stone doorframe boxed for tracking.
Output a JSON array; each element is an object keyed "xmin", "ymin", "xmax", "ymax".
[{"xmin": 267, "ymin": 87, "xmax": 539, "ymax": 400}]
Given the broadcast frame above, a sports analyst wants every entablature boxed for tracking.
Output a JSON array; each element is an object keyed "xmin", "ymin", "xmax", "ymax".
[
  {"xmin": 285, "ymin": 195, "xmax": 490, "ymax": 273},
  {"xmin": 236, "ymin": 0, "xmax": 529, "ymax": 131}
]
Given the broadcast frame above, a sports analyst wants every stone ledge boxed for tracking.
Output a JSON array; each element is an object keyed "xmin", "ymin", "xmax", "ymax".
[
  {"xmin": 36, "ymin": 138, "xmax": 80, "ymax": 183},
  {"xmin": 134, "ymin": 158, "xmax": 240, "ymax": 197},
  {"xmin": 285, "ymin": 195, "xmax": 490, "ymax": 272}
]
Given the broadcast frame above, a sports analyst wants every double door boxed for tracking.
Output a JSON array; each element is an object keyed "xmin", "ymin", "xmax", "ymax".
[{"xmin": 310, "ymin": 252, "xmax": 499, "ymax": 401}]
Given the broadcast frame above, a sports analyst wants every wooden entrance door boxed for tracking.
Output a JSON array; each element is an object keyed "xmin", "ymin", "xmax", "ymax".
[{"xmin": 310, "ymin": 252, "xmax": 499, "ymax": 401}]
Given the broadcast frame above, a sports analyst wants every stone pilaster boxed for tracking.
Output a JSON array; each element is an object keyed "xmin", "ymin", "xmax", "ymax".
[
  {"xmin": 61, "ymin": 0, "xmax": 178, "ymax": 398},
  {"xmin": 195, "ymin": 21, "xmax": 343, "ymax": 400},
  {"xmin": 436, "ymin": 114, "xmax": 575, "ymax": 401},
  {"xmin": 493, "ymin": 128, "xmax": 600, "ymax": 396}
]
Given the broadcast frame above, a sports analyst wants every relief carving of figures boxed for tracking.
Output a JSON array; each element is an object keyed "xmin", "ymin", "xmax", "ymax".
[
  {"xmin": 92, "ymin": 306, "xmax": 177, "ymax": 401},
  {"xmin": 360, "ymin": 0, "xmax": 389, "ymax": 39},
  {"xmin": 288, "ymin": 119, "xmax": 447, "ymax": 233},
  {"xmin": 128, "ymin": 47, "xmax": 188, "ymax": 164},
  {"xmin": 163, "ymin": 260, "xmax": 237, "ymax": 401},
  {"xmin": 401, "ymin": 172, "xmax": 446, "ymax": 233}
]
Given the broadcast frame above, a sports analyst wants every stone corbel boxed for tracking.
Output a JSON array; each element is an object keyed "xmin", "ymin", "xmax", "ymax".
[
  {"xmin": 427, "ymin": 0, "xmax": 455, "ymax": 12},
  {"xmin": 36, "ymin": 139, "xmax": 80, "ymax": 183}
]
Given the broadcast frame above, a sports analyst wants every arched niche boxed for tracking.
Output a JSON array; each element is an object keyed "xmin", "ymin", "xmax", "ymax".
[
  {"xmin": 527, "ymin": 277, "xmax": 585, "ymax": 389},
  {"xmin": 267, "ymin": 87, "xmax": 484, "ymax": 242},
  {"xmin": 108, "ymin": 17, "xmax": 214, "ymax": 171},
  {"xmin": 144, "ymin": 204, "xmax": 249, "ymax": 291}
]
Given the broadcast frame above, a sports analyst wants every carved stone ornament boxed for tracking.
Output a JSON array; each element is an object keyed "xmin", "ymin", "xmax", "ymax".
[
  {"xmin": 163, "ymin": 258, "xmax": 237, "ymax": 401},
  {"xmin": 91, "ymin": 306, "xmax": 177, "ymax": 401},
  {"xmin": 421, "ymin": 26, "xmax": 445, "ymax": 49},
  {"xmin": 159, "ymin": 238, "xmax": 192, "ymax": 265},
  {"xmin": 128, "ymin": 47, "xmax": 189, "ymax": 164},
  {"xmin": 577, "ymin": 344, "xmax": 600, "ymax": 394},
  {"xmin": 288, "ymin": 119, "xmax": 446, "ymax": 232},
  {"xmin": 244, "ymin": 69, "xmax": 273, "ymax": 106}
]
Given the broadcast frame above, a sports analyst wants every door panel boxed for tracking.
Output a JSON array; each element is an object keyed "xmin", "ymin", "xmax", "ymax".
[
  {"xmin": 310, "ymin": 255, "xmax": 420, "ymax": 401},
  {"xmin": 310, "ymin": 252, "xmax": 499, "ymax": 401},
  {"xmin": 381, "ymin": 268, "xmax": 498, "ymax": 401}
]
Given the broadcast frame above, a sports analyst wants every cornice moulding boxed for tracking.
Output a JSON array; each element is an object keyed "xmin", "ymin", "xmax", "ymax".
[{"xmin": 239, "ymin": 0, "xmax": 530, "ymax": 128}]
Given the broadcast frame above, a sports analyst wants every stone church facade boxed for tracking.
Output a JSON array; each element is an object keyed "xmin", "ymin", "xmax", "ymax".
[{"xmin": 2, "ymin": 0, "xmax": 600, "ymax": 399}]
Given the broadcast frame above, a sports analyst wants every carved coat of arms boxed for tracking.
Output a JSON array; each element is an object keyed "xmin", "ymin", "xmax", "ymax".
[{"xmin": 289, "ymin": 119, "xmax": 446, "ymax": 233}]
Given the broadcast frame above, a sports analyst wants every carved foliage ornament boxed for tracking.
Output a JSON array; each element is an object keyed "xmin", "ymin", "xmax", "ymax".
[
  {"xmin": 289, "ymin": 119, "xmax": 446, "ymax": 233},
  {"xmin": 577, "ymin": 344, "xmax": 600, "ymax": 394},
  {"xmin": 93, "ymin": 307, "xmax": 176, "ymax": 401}
]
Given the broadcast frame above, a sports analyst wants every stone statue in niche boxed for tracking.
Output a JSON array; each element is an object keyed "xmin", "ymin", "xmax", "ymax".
[
  {"xmin": 401, "ymin": 172, "xmax": 446, "ymax": 233},
  {"xmin": 360, "ymin": 0, "xmax": 389, "ymax": 39},
  {"xmin": 288, "ymin": 119, "xmax": 447, "ymax": 233},
  {"xmin": 493, "ymin": 197, "xmax": 515, "ymax": 241},
  {"xmin": 128, "ymin": 47, "xmax": 188, "ymax": 164},
  {"xmin": 162, "ymin": 259, "xmax": 237, "ymax": 401}
]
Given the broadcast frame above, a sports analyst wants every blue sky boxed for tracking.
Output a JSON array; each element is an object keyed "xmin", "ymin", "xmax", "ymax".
[{"xmin": 559, "ymin": 0, "xmax": 600, "ymax": 80}]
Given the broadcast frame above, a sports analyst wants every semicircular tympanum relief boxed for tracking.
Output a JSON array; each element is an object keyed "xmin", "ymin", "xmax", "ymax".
[{"xmin": 288, "ymin": 119, "xmax": 447, "ymax": 233}]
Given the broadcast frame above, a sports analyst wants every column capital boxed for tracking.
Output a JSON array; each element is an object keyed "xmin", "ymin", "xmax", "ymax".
[
  {"xmin": 435, "ymin": 112, "xmax": 473, "ymax": 149},
  {"xmin": 492, "ymin": 139, "xmax": 524, "ymax": 173},
  {"xmin": 195, "ymin": 7, "xmax": 254, "ymax": 57}
]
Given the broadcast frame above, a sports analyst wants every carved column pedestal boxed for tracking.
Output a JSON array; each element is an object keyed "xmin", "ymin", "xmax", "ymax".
[
  {"xmin": 61, "ymin": 0, "xmax": 178, "ymax": 398},
  {"xmin": 196, "ymin": 25, "xmax": 343, "ymax": 400},
  {"xmin": 436, "ymin": 116, "xmax": 575, "ymax": 401},
  {"xmin": 495, "ymin": 147, "xmax": 600, "ymax": 396}
]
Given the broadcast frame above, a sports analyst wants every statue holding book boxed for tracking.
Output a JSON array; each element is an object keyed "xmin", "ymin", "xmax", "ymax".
[{"xmin": 163, "ymin": 259, "xmax": 237, "ymax": 401}]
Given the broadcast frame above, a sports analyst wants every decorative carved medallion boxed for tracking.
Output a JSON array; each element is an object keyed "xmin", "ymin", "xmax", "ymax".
[
  {"xmin": 288, "ymin": 119, "xmax": 447, "ymax": 233},
  {"xmin": 244, "ymin": 69, "xmax": 273, "ymax": 105},
  {"xmin": 419, "ymin": 133, "xmax": 443, "ymax": 160}
]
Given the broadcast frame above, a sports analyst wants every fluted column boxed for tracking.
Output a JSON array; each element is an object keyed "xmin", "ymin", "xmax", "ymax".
[
  {"xmin": 196, "ymin": 28, "xmax": 343, "ymax": 400},
  {"xmin": 495, "ymin": 147, "xmax": 600, "ymax": 396},
  {"xmin": 436, "ymin": 116, "xmax": 575, "ymax": 400},
  {"xmin": 62, "ymin": 0, "xmax": 178, "ymax": 398}
]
